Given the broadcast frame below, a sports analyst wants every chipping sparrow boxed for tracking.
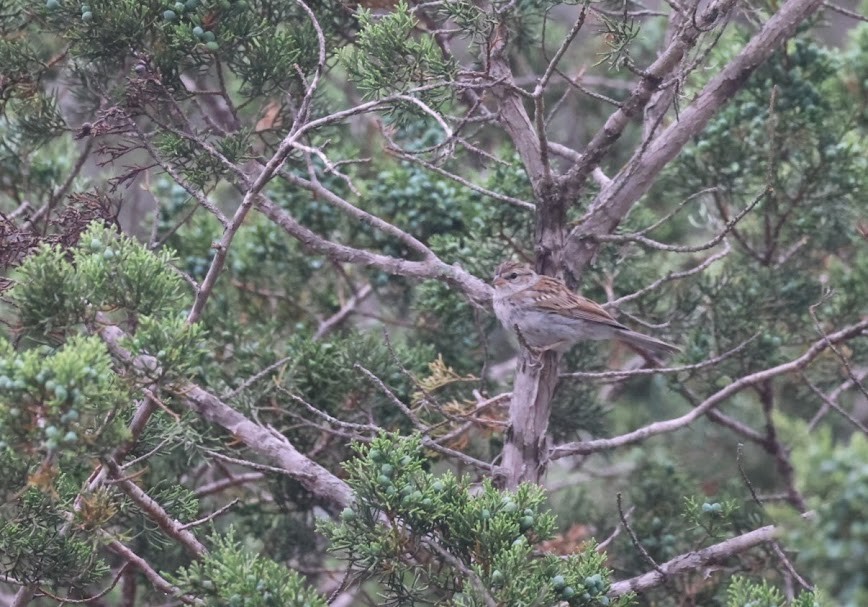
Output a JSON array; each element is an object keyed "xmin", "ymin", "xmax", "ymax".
[{"xmin": 492, "ymin": 261, "xmax": 679, "ymax": 359}]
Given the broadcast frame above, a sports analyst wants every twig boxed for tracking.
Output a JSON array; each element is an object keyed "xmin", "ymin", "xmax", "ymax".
[
  {"xmin": 354, "ymin": 363, "xmax": 424, "ymax": 429},
  {"xmin": 37, "ymin": 564, "xmax": 129, "ymax": 603},
  {"xmin": 594, "ymin": 188, "xmax": 767, "ymax": 253},
  {"xmin": 566, "ymin": 0, "xmax": 825, "ymax": 276},
  {"xmin": 385, "ymin": 148, "xmax": 534, "ymax": 210},
  {"xmin": 607, "ymin": 240, "xmax": 731, "ymax": 307},
  {"xmin": 222, "ymin": 354, "xmax": 295, "ymax": 400},
  {"xmin": 205, "ymin": 449, "xmax": 316, "ymax": 481},
  {"xmin": 179, "ymin": 498, "xmax": 240, "ymax": 530},
  {"xmin": 423, "ymin": 540, "xmax": 498, "ymax": 607},
  {"xmin": 314, "ymin": 283, "xmax": 374, "ymax": 341},
  {"xmin": 803, "ymin": 374, "xmax": 868, "ymax": 434},
  {"xmin": 98, "ymin": 322, "xmax": 354, "ymax": 510},
  {"xmin": 617, "ymin": 493, "xmax": 666, "ymax": 580},
  {"xmin": 809, "ymin": 293, "xmax": 868, "ymax": 402},
  {"xmin": 103, "ymin": 458, "xmax": 208, "ymax": 557},
  {"xmin": 561, "ymin": 334, "xmax": 758, "ymax": 381},
  {"xmin": 194, "ymin": 472, "xmax": 265, "ymax": 497},
  {"xmin": 737, "ymin": 443, "xmax": 762, "ymax": 506},
  {"xmin": 535, "ymin": 3, "xmax": 590, "ymax": 94},
  {"xmin": 771, "ymin": 542, "xmax": 813, "ymax": 590},
  {"xmin": 104, "ymin": 536, "xmax": 201, "ymax": 603},
  {"xmin": 822, "ymin": 1, "xmax": 868, "ymax": 21}
]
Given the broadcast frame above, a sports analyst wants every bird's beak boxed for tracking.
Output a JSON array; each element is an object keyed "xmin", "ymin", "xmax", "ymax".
[{"xmin": 493, "ymin": 277, "xmax": 506, "ymax": 288}]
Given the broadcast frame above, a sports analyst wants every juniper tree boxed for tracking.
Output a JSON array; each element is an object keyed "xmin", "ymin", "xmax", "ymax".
[{"xmin": 0, "ymin": 0, "xmax": 866, "ymax": 604}]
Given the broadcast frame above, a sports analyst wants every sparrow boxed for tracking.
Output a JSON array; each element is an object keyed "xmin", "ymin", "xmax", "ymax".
[{"xmin": 492, "ymin": 261, "xmax": 679, "ymax": 360}]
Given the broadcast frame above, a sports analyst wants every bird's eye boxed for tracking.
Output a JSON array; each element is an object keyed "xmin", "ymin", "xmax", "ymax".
[{"xmin": 506, "ymin": 272, "xmax": 518, "ymax": 280}]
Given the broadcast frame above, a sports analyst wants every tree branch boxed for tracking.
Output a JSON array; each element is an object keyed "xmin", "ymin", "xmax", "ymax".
[
  {"xmin": 565, "ymin": 0, "xmax": 825, "ymax": 278},
  {"xmin": 560, "ymin": 0, "xmax": 737, "ymax": 199},
  {"xmin": 97, "ymin": 323, "xmax": 355, "ymax": 510},
  {"xmin": 552, "ymin": 318, "xmax": 868, "ymax": 458},
  {"xmin": 608, "ymin": 525, "xmax": 778, "ymax": 596}
]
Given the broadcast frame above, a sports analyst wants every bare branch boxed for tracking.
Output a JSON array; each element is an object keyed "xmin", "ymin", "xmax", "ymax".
[
  {"xmin": 608, "ymin": 525, "xmax": 778, "ymax": 596},
  {"xmin": 275, "ymin": 168, "xmax": 436, "ymax": 260},
  {"xmin": 314, "ymin": 283, "xmax": 374, "ymax": 341},
  {"xmin": 178, "ymin": 499, "xmax": 240, "ymax": 530},
  {"xmin": 552, "ymin": 319, "xmax": 868, "ymax": 458},
  {"xmin": 821, "ymin": 1, "xmax": 868, "ymax": 22},
  {"xmin": 561, "ymin": 333, "xmax": 758, "ymax": 381},
  {"xmin": 561, "ymin": 0, "xmax": 737, "ymax": 197},
  {"xmin": 98, "ymin": 323, "xmax": 355, "ymax": 510},
  {"xmin": 104, "ymin": 458, "xmax": 208, "ymax": 558},
  {"xmin": 566, "ymin": 0, "xmax": 825, "ymax": 277},
  {"xmin": 607, "ymin": 240, "xmax": 731, "ymax": 308},
  {"xmin": 194, "ymin": 472, "xmax": 265, "ymax": 498},
  {"xmin": 804, "ymin": 374, "xmax": 868, "ymax": 434},
  {"xmin": 593, "ymin": 186, "xmax": 767, "ymax": 253},
  {"xmin": 104, "ymin": 536, "xmax": 200, "ymax": 603},
  {"xmin": 255, "ymin": 195, "xmax": 492, "ymax": 306},
  {"xmin": 385, "ymin": 148, "xmax": 535, "ymax": 211}
]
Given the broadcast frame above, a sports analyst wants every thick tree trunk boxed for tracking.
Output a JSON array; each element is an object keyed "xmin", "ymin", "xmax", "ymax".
[{"xmin": 501, "ymin": 350, "xmax": 560, "ymax": 487}]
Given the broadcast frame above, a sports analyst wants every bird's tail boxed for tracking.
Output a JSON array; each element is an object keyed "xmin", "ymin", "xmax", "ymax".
[{"xmin": 615, "ymin": 329, "xmax": 680, "ymax": 362}]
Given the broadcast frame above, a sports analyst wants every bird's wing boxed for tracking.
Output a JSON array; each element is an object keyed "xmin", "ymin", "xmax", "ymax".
[{"xmin": 526, "ymin": 276, "xmax": 628, "ymax": 329}]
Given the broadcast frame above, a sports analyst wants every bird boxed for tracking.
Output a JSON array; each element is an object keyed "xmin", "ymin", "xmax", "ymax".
[{"xmin": 491, "ymin": 260, "xmax": 679, "ymax": 360}]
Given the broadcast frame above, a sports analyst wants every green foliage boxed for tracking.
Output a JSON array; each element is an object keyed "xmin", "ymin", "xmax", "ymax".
[
  {"xmin": 325, "ymin": 433, "xmax": 634, "ymax": 606},
  {"xmin": 10, "ymin": 244, "xmax": 81, "ymax": 332},
  {"xmin": 11, "ymin": 222, "xmax": 187, "ymax": 335},
  {"xmin": 439, "ymin": 0, "xmax": 490, "ymax": 43},
  {"xmin": 725, "ymin": 576, "xmax": 822, "ymax": 607},
  {"xmin": 231, "ymin": 28, "xmax": 313, "ymax": 96},
  {"xmin": 367, "ymin": 159, "xmax": 472, "ymax": 257},
  {"xmin": 781, "ymin": 428, "xmax": 868, "ymax": 606},
  {"xmin": 0, "ymin": 487, "xmax": 109, "ymax": 586},
  {"xmin": 595, "ymin": 12, "xmax": 640, "ymax": 69},
  {"xmin": 0, "ymin": 336, "xmax": 129, "ymax": 456},
  {"xmin": 673, "ymin": 36, "xmax": 864, "ymax": 252},
  {"xmin": 124, "ymin": 315, "xmax": 206, "ymax": 382},
  {"xmin": 171, "ymin": 528, "xmax": 327, "ymax": 607},
  {"xmin": 340, "ymin": 2, "xmax": 455, "ymax": 110},
  {"xmin": 682, "ymin": 495, "xmax": 740, "ymax": 540},
  {"xmin": 265, "ymin": 333, "xmax": 434, "ymax": 459}
]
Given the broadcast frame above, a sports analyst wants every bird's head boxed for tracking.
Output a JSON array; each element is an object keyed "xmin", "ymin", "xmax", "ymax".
[{"xmin": 492, "ymin": 261, "xmax": 538, "ymax": 294}]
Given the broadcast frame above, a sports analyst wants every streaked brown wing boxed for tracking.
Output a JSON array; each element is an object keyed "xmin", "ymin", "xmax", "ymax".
[{"xmin": 526, "ymin": 276, "xmax": 628, "ymax": 329}]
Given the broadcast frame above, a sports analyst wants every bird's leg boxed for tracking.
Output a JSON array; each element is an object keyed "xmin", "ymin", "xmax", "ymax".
[{"xmin": 513, "ymin": 324, "xmax": 544, "ymax": 368}]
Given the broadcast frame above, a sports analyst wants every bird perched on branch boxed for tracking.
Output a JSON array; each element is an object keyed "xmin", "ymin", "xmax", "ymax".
[{"xmin": 492, "ymin": 261, "xmax": 679, "ymax": 361}]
